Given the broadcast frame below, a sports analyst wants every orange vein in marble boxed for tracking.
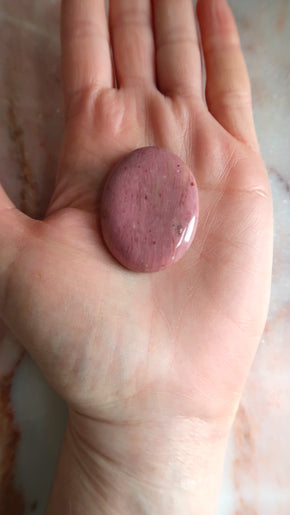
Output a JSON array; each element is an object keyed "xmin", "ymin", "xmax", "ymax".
[
  {"xmin": 7, "ymin": 97, "xmax": 39, "ymax": 218},
  {"xmin": 0, "ymin": 371, "xmax": 24, "ymax": 515}
]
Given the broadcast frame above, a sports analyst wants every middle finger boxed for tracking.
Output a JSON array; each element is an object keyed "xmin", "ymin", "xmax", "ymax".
[
  {"xmin": 153, "ymin": 0, "xmax": 202, "ymax": 98},
  {"xmin": 109, "ymin": 0, "xmax": 155, "ymax": 88}
]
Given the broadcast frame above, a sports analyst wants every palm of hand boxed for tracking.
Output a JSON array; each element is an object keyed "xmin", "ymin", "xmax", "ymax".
[
  {"xmin": 0, "ymin": 1, "xmax": 272, "ymax": 442},
  {"xmin": 3, "ymin": 87, "xmax": 271, "ymax": 427}
]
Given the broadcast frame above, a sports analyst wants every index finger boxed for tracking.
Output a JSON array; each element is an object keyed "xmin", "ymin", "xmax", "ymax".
[{"xmin": 61, "ymin": 0, "xmax": 113, "ymax": 113}]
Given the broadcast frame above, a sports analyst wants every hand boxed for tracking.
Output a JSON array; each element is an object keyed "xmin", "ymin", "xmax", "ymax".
[{"xmin": 0, "ymin": 0, "xmax": 273, "ymax": 513}]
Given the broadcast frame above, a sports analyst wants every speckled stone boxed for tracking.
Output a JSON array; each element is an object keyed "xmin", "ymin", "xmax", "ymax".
[{"xmin": 100, "ymin": 147, "xmax": 199, "ymax": 272}]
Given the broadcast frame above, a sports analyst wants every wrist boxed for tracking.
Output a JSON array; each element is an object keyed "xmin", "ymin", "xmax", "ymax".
[{"xmin": 47, "ymin": 411, "xmax": 229, "ymax": 515}]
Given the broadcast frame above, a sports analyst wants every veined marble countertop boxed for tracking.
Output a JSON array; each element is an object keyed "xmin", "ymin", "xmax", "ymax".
[{"xmin": 0, "ymin": 1, "xmax": 289, "ymax": 514}]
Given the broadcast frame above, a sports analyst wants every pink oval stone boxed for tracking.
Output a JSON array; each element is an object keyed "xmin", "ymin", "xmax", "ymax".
[{"xmin": 100, "ymin": 147, "xmax": 199, "ymax": 273}]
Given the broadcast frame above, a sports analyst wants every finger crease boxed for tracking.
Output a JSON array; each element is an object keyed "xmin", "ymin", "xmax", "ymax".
[
  {"xmin": 157, "ymin": 36, "xmax": 198, "ymax": 54},
  {"xmin": 110, "ymin": 8, "xmax": 151, "ymax": 30},
  {"xmin": 64, "ymin": 21, "xmax": 109, "ymax": 42},
  {"xmin": 209, "ymin": 89, "xmax": 252, "ymax": 108}
]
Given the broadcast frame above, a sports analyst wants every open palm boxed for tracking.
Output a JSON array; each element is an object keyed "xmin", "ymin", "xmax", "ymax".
[{"xmin": 0, "ymin": 0, "xmax": 272, "ymax": 470}]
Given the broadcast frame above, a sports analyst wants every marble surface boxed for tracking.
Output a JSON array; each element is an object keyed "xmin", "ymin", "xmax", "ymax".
[{"xmin": 0, "ymin": 1, "xmax": 289, "ymax": 514}]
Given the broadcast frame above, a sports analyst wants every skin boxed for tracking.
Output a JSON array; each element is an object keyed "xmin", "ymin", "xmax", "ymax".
[{"xmin": 0, "ymin": 0, "xmax": 273, "ymax": 513}]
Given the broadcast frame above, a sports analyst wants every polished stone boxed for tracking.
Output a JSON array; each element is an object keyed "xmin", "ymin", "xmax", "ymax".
[{"xmin": 100, "ymin": 147, "xmax": 199, "ymax": 272}]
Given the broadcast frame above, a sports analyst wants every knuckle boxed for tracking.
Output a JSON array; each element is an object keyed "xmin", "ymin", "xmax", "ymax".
[
  {"xmin": 64, "ymin": 86, "xmax": 101, "ymax": 122},
  {"xmin": 204, "ymin": 34, "xmax": 241, "ymax": 55}
]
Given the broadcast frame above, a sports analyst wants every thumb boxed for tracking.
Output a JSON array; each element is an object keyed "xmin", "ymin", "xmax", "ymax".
[{"xmin": 0, "ymin": 186, "xmax": 31, "ymax": 314}]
